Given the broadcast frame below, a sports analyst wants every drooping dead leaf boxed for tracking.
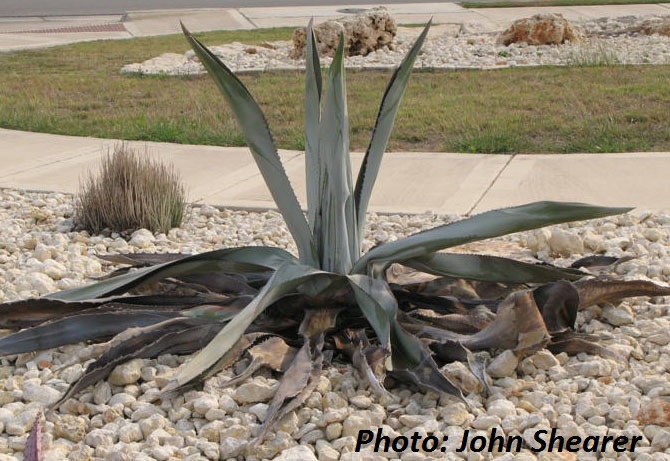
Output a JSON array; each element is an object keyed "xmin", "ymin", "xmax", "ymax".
[
  {"xmin": 408, "ymin": 308, "xmax": 494, "ymax": 334},
  {"xmin": 460, "ymin": 290, "xmax": 550, "ymax": 355},
  {"xmin": 575, "ymin": 279, "xmax": 670, "ymax": 309},
  {"xmin": 334, "ymin": 329, "xmax": 389, "ymax": 397},
  {"xmin": 219, "ymin": 336, "xmax": 297, "ymax": 389},
  {"xmin": 298, "ymin": 308, "xmax": 341, "ymax": 339},
  {"xmin": 570, "ymin": 255, "xmax": 637, "ymax": 272},
  {"xmin": 533, "ymin": 280, "xmax": 579, "ymax": 334},
  {"xmin": 389, "ymin": 349, "xmax": 467, "ymax": 404},
  {"xmin": 53, "ymin": 317, "xmax": 221, "ymax": 409},
  {"xmin": 401, "ymin": 276, "xmax": 518, "ymax": 300},
  {"xmin": 547, "ymin": 330, "xmax": 619, "ymax": 359},
  {"xmin": 386, "ymin": 263, "xmax": 438, "ymax": 285},
  {"xmin": 268, "ymin": 334, "xmax": 325, "ymax": 427},
  {"xmin": 253, "ymin": 308, "xmax": 339, "ymax": 444},
  {"xmin": 465, "ymin": 348, "xmax": 491, "ymax": 395}
]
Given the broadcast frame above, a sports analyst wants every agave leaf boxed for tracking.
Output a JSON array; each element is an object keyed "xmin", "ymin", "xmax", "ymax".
[
  {"xmin": 182, "ymin": 24, "xmax": 316, "ymax": 266},
  {"xmin": 353, "ymin": 202, "xmax": 632, "ymax": 275},
  {"xmin": 574, "ymin": 278, "xmax": 670, "ymax": 308},
  {"xmin": 407, "ymin": 308, "xmax": 492, "ymax": 334},
  {"xmin": 354, "ymin": 22, "xmax": 431, "ymax": 236},
  {"xmin": 317, "ymin": 33, "xmax": 357, "ymax": 273},
  {"xmin": 353, "ymin": 289, "xmax": 468, "ymax": 400},
  {"xmin": 298, "ymin": 307, "xmax": 341, "ymax": 339},
  {"xmin": 465, "ymin": 349, "xmax": 491, "ymax": 395},
  {"xmin": 0, "ymin": 298, "xmax": 104, "ymax": 329},
  {"xmin": 96, "ymin": 252, "xmax": 188, "ymax": 266},
  {"xmin": 548, "ymin": 330, "xmax": 619, "ymax": 359},
  {"xmin": 334, "ymin": 329, "xmax": 390, "ymax": 397},
  {"xmin": 427, "ymin": 337, "xmax": 469, "ymax": 363},
  {"xmin": 411, "ymin": 290, "xmax": 550, "ymax": 356},
  {"xmin": 259, "ymin": 341, "xmax": 312, "ymax": 435},
  {"xmin": 257, "ymin": 309, "xmax": 334, "ymax": 441},
  {"xmin": 182, "ymin": 333, "xmax": 264, "ymax": 391},
  {"xmin": 48, "ymin": 247, "xmax": 296, "ymax": 301},
  {"xmin": 167, "ymin": 273, "xmax": 259, "ymax": 295},
  {"xmin": 464, "ymin": 290, "xmax": 550, "ymax": 354},
  {"xmin": 347, "ymin": 274, "xmax": 397, "ymax": 351},
  {"xmin": 219, "ymin": 336, "xmax": 297, "ymax": 389},
  {"xmin": 304, "ymin": 19, "xmax": 323, "ymax": 235},
  {"xmin": 166, "ymin": 262, "xmax": 335, "ymax": 391},
  {"xmin": 345, "ymin": 282, "xmax": 474, "ymax": 391},
  {"xmin": 403, "ymin": 252, "xmax": 585, "ymax": 283},
  {"xmin": 0, "ymin": 293, "xmax": 234, "ymax": 329},
  {"xmin": 570, "ymin": 255, "xmax": 637, "ymax": 270},
  {"xmin": 0, "ymin": 310, "xmax": 182, "ymax": 356},
  {"xmin": 264, "ymin": 335, "xmax": 324, "ymax": 433},
  {"xmin": 388, "ymin": 319, "xmax": 423, "ymax": 370},
  {"xmin": 400, "ymin": 276, "xmax": 519, "ymax": 300},
  {"xmin": 52, "ymin": 318, "xmax": 219, "ymax": 409},
  {"xmin": 532, "ymin": 280, "xmax": 579, "ymax": 334},
  {"xmin": 97, "ymin": 254, "xmax": 269, "ymax": 290},
  {"xmin": 393, "ymin": 287, "xmax": 470, "ymax": 313},
  {"xmin": 389, "ymin": 323, "xmax": 466, "ymax": 401}
]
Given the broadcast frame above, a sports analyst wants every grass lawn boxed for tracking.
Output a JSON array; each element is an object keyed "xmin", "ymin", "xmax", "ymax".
[{"xmin": 1, "ymin": 28, "xmax": 670, "ymax": 154}]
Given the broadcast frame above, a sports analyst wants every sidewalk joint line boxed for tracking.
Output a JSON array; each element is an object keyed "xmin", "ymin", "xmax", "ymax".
[
  {"xmin": 0, "ymin": 145, "xmax": 103, "ymax": 180},
  {"xmin": 466, "ymin": 154, "xmax": 515, "ymax": 216},
  {"xmin": 237, "ymin": 9, "xmax": 259, "ymax": 29}
]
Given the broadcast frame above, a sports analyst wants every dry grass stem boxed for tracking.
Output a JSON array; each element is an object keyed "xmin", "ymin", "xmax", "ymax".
[{"xmin": 75, "ymin": 143, "xmax": 187, "ymax": 234}]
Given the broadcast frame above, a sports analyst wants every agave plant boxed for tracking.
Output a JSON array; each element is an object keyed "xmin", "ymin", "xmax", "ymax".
[{"xmin": 0, "ymin": 21, "xmax": 668, "ymax": 444}]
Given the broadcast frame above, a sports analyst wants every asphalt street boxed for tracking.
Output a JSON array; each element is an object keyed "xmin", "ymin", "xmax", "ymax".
[{"xmin": 0, "ymin": 0, "xmax": 435, "ymax": 17}]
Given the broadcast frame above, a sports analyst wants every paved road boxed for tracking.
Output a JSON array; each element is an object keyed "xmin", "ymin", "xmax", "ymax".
[{"xmin": 0, "ymin": 0, "xmax": 432, "ymax": 17}]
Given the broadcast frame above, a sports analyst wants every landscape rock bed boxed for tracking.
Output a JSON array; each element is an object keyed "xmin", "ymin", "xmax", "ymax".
[
  {"xmin": 121, "ymin": 15, "xmax": 670, "ymax": 76},
  {"xmin": 0, "ymin": 187, "xmax": 668, "ymax": 460}
]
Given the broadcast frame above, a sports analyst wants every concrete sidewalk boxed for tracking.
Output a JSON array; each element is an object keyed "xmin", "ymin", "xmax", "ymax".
[
  {"xmin": 1, "ymin": 128, "xmax": 668, "ymax": 214},
  {"xmin": 1, "ymin": 3, "xmax": 669, "ymax": 214}
]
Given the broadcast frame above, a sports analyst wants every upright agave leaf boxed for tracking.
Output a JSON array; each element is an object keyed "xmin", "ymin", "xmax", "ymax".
[
  {"xmin": 354, "ymin": 22, "xmax": 431, "ymax": 237},
  {"xmin": 182, "ymin": 24, "xmax": 317, "ymax": 267},
  {"xmin": 316, "ymin": 34, "xmax": 358, "ymax": 273},
  {"xmin": 304, "ymin": 19, "xmax": 323, "ymax": 237}
]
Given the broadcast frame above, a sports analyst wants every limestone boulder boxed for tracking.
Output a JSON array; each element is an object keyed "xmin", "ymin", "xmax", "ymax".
[
  {"xmin": 639, "ymin": 17, "xmax": 670, "ymax": 37},
  {"xmin": 498, "ymin": 13, "xmax": 585, "ymax": 46},
  {"xmin": 291, "ymin": 7, "xmax": 397, "ymax": 58}
]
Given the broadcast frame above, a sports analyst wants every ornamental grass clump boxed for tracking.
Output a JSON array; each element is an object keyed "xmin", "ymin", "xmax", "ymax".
[
  {"xmin": 75, "ymin": 143, "xmax": 186, "ymax": 234},
  {"xmin": 0, "ymin": 20, "xmax": 668, "ymax": 449}
]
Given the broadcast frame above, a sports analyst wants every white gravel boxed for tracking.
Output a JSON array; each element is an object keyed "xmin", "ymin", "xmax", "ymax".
[
  {"xmin": 0, "ymin": 187, "xmax": 669, "ymax": 460},
  {"xmin": 121, "ymin": 15, "xmax": 670, "ymax": 76}
]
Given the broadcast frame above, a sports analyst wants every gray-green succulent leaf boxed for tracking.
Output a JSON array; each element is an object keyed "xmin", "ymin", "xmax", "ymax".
[
  {"xmin": 166, "ymin": 261, "xmax": 332, "ymax": 391},
  {"xmin": 354, "ymin": 21, "xmax": 431, "ymax": 237},
  {"xmin": 48, "ymin": 246, "xmax": 297, "ymax": 301},
  {"xmin": 352, "ymin": 201, "xmax": 632, "ymax": 274},
  {"xmin": 403, "ymin": 252, "xmax": 585, "ymax": 283},
  {"xmin": 183, "ymin": 23, "xmax": 317, "ymax": 267}
]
